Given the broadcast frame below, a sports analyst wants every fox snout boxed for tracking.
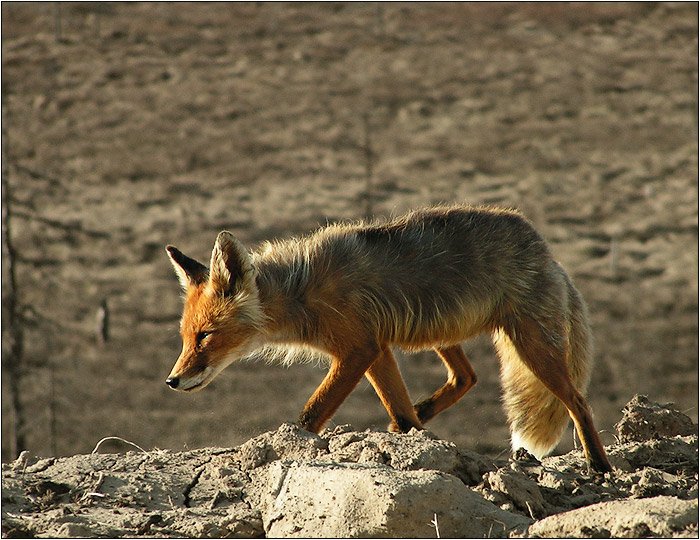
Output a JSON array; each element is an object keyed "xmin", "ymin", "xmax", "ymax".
[{"xmin": 164, "ymin": 364, "xmax": 210, "ymax": 392}]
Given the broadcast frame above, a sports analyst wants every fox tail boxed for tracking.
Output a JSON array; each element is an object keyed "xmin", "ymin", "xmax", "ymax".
[{"xmin": 494, "ymin": 269, "xmax": 593, "ymax": 459}]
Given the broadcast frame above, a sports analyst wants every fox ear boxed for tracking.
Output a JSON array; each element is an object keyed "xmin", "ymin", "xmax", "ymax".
[
  {"xmin": 209, "ymin": 231, "xmax": 255, "ymax": 295},
  {"xmin": 166, "ymin": 245, "xmax": 209, "ymax": 290}
]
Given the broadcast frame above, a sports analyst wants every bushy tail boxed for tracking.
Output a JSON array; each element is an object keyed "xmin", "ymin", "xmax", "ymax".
[{"xmin": 493, "ymin": 273, "xmax": 593, "ymax": 459}]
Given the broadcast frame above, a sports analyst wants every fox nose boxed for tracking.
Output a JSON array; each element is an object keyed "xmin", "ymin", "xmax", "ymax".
[{"xmin": 165, "ymin": 377, "xmax": 180, "ymax": 389}]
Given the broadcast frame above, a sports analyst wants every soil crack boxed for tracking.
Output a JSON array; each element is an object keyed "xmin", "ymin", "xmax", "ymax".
[{"xmin": 182, "ymin": 465, "xmax": 207, "ymax": 508}]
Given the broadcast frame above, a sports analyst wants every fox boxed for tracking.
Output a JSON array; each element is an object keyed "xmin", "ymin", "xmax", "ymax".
[{"xmin": 164, "ymin": 204, "xmax": 612, "ymax": 473}]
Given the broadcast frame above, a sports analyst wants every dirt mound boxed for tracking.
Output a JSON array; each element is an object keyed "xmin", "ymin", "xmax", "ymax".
[{"xmin": 2, "ymin": 395, "xmax": 697, "ymax": 538}]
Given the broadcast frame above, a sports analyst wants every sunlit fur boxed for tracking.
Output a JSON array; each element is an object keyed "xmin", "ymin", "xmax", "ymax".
[
  {"xmin": 249, "ymin": 205, "xmax": 537, "ymax": 353},
  {"xmin": 166, "ymin": 204, "xmax": 612, "ymax": 472}
]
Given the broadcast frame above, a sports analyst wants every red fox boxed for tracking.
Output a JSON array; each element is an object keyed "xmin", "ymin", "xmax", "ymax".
[{"xmin": 165, "ymin": 204, "xmax": 612, "ymax": 473}]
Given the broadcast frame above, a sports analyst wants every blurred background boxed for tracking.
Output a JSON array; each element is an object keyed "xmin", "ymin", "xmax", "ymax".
[{"xmin": 2, "ymin": 2, "xmax": 697, "ymax": 462}]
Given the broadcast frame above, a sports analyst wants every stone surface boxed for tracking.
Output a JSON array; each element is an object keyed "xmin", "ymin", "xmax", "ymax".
[
  {"xmin": 253, "ymin": 460, "xmax": 530, "ymax": 538},
  {"xmin": 528, "ymin": 496, "xmax": 699, "ymax": 539}
]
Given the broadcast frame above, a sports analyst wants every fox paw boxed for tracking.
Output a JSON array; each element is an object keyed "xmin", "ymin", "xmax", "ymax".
[{"xmin": 388, "ymin": 416, "xmax": 423, "ymax": 433}]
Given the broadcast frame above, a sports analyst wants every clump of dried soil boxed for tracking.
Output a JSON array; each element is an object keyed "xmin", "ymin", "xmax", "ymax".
[{"xmin": 615, "ymin": 394, "xmax": 696, "ymax": 443}]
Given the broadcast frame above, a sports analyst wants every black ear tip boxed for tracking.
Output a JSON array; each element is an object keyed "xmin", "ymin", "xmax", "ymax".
[
  {"xmin": 165, "ymin": 245, "xmax": 186, "ymax": 266},
  {"xmin": 165, "ymin": 245, "xmax": 181, "ymax": 258}
]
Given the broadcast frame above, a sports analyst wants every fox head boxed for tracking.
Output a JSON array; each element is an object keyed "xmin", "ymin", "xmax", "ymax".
[{"xmin": 165, "ymin": 232, "xmax": 266, "ymax": 392}]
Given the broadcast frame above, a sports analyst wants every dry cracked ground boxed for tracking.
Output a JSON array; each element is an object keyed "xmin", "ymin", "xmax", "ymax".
[{"xmin": 1, "ymin": 395, "xmax": 698, "ymax": 538}]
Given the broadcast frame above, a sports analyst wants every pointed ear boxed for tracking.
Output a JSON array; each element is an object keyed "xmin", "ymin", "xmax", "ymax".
[
  {"xmin": 166, "ymin": 245, "xmax": 209, "ymax": 290},
  {"xmin": 209, "ymin": 231, "xmax": 255, "ymax": 295}
]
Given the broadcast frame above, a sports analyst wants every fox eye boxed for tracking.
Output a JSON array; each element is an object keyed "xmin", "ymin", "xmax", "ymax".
[{"xmin": 195, "ymin": 331, "xmax": 212, "ymax": 347}]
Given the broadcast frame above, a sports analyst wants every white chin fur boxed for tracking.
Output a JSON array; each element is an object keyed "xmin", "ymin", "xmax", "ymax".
[{"xmin": 180, "ymin": 370, "xmax": 213, "ymax": 392}]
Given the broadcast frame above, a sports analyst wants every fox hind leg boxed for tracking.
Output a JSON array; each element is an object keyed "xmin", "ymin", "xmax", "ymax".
[
  {"xmin": 414, "ymin": 345, "xmax": 478, "ymax": 424},
  {"xmin": 498, "ymin": 316, "xmax": 612, "ymax": 473}
]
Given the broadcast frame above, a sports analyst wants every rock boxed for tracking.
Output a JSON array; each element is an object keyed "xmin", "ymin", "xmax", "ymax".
[
  {"xmin": 56, "ymin": 522, "xmax": 94, "ymax": 538},
  {"xmin": 482, "ymin": 466, "xmax": 547, "ymax": 518},
  {"xmin": 615, "ymin": 394, "xmax": 696, "ymax": 443},
  {"xmin": 235, "ymin": 422, "xmax": 329, "ymax": 469},
  {"xmin": 630, "ymin": 467, "xmax": 679, "ymax": 498},
  {"xmin": 253, "ymin": 460, "xmax": 530, "ymax": 538},
  {"xmin": 0, "ymin": 448, "xmax": 264, "ymax": 539},
  {"xmin": 325, "ymin": 425, "xmax": 464, "ymax": 472},
  {"xmin": 528, "ymin": 496, "xmax": 698, "ymax": 538},
  {"xmin": 609, "ymin": 434, "xmax": 698, "ymax": 474}
]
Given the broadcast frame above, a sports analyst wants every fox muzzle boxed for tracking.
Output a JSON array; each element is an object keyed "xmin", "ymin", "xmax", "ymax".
[{"xmin": 165, "ymin": 368, "xmax": 209, "ymax": 392}]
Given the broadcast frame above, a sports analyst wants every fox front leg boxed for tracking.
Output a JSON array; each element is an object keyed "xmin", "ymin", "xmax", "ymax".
[{"xmin": 298, "ymin": 345, "xmax": 382, "ymax": 433}]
